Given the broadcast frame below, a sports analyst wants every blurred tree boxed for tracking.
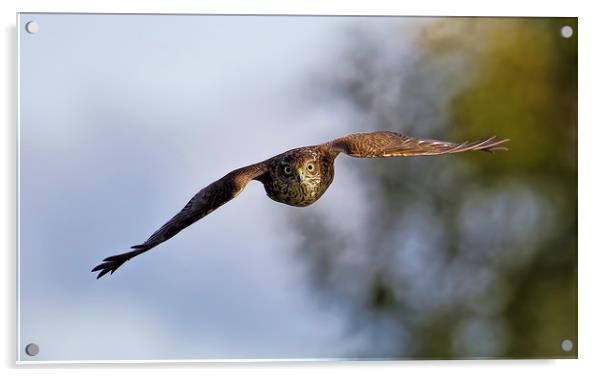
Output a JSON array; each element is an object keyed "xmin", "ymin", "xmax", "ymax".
[{"xmin": 293, "ymin": 17, "xmax": 576, "ymax": 359}]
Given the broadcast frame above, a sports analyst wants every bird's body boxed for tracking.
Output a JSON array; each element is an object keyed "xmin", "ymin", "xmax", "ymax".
[
  {"xmin": 260, "ymin": 145, "xmax": 335, "ymax": 207},
  {"xmin": 93, "ymin": 131, "xmax": 508, "ymax": 278}
]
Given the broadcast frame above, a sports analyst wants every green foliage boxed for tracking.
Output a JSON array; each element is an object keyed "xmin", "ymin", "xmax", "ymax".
[
  {"xmin": 426, "ymin": 19, "xmax": 577, "ymax": 357},
  {"xmin": 296, "ymin": 17, "xmax": 577, "ymax": 359}
]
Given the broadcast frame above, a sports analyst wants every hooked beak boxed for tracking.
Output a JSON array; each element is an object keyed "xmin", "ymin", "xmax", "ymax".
[{"xmin": 295, "ymin": 167, "xmax": 304, "ymax": 182}]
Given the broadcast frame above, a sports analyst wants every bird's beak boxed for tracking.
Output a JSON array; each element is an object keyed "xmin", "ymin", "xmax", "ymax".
[{"xmin": 296, "ymin": 167, "xmax": 304, "ymax": 182}]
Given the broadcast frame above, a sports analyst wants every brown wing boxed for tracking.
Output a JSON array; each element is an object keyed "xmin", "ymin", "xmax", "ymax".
[
  {"xmin": 92, "ymin": 162, "xmax": 267, "ymax": 279},
  {"xmin": 327, "ymin": 131, "xmax": 508, "ymax": 158}
]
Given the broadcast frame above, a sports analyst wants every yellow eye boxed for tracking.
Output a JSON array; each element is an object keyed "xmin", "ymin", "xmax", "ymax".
[
  {"xmin": 283, "ymin": 165, "xmax": 292, "ymax": 175},
  {"xmin": 307, "ymin": 163, "xmax": 315, "ymax": 172}
]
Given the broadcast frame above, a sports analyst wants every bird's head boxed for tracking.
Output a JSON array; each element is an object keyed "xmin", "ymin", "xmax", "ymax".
[{"xmin": 279, "ymin": 150, "xmax": 320, "ymax": 184}]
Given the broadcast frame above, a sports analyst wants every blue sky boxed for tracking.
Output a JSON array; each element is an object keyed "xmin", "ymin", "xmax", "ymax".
[{"xmin": 17, "ymin": 13, "xmax": 427, "ymax": 361}]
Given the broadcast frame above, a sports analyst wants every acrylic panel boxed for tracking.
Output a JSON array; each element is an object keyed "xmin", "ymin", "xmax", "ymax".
[{"xmin": 17, "ymin": 13, "xmax": 577, "ymax": 362}]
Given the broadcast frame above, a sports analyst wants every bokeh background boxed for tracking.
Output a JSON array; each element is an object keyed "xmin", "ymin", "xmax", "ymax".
[{"xmin": 18, "ymin": 14, "xmax": 576, "ymax": 361}]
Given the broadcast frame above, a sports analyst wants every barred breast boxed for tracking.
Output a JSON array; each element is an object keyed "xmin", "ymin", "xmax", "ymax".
[{"xmin": 264, "ymin": 177, "xmax": 325, "ymax": 207}]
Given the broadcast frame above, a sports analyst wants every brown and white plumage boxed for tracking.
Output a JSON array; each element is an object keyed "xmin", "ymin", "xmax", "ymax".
[
  {"xmin": 329, "ymin": 132, "xmax": 508, "ymax": 157},
  {"xmin": 92, "ymin": 131, "xmax": 508, "ymax": 278}
]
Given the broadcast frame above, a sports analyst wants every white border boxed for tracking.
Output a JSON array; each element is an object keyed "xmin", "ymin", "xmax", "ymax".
[
  {"xmin": 3, "ymin": 0, "xmax": 582, "ymax": 17},
  {"xmin": 15, "ymin": 11, "xmax": 21, "ymax": 368},
  {"xmin": 3, "ymin": 0, "xmax": 600, "ymax": 376}
]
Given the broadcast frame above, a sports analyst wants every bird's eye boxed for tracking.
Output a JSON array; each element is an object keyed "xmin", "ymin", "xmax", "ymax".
[
  {"xmin": 307, "ymin": 163, "xmax": 315, "ymax": 172},
  {"xmin": 283, "ymin": 165, "xmax": 292, "ymax": 175}
]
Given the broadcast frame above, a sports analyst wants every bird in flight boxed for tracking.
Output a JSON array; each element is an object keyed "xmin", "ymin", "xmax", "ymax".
[{"xmin": 92, "ymin": 131, "xmax": 508, "ymax": 278}]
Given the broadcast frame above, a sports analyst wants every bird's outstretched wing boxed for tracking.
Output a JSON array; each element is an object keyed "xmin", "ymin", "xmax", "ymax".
[
  {"xmin": 92, "ymin": 162, "xmax": 267, "ymax": 279},
  {"xmin": 327, "ymin": 131, "xmax": 508, "ymax": 158}
]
